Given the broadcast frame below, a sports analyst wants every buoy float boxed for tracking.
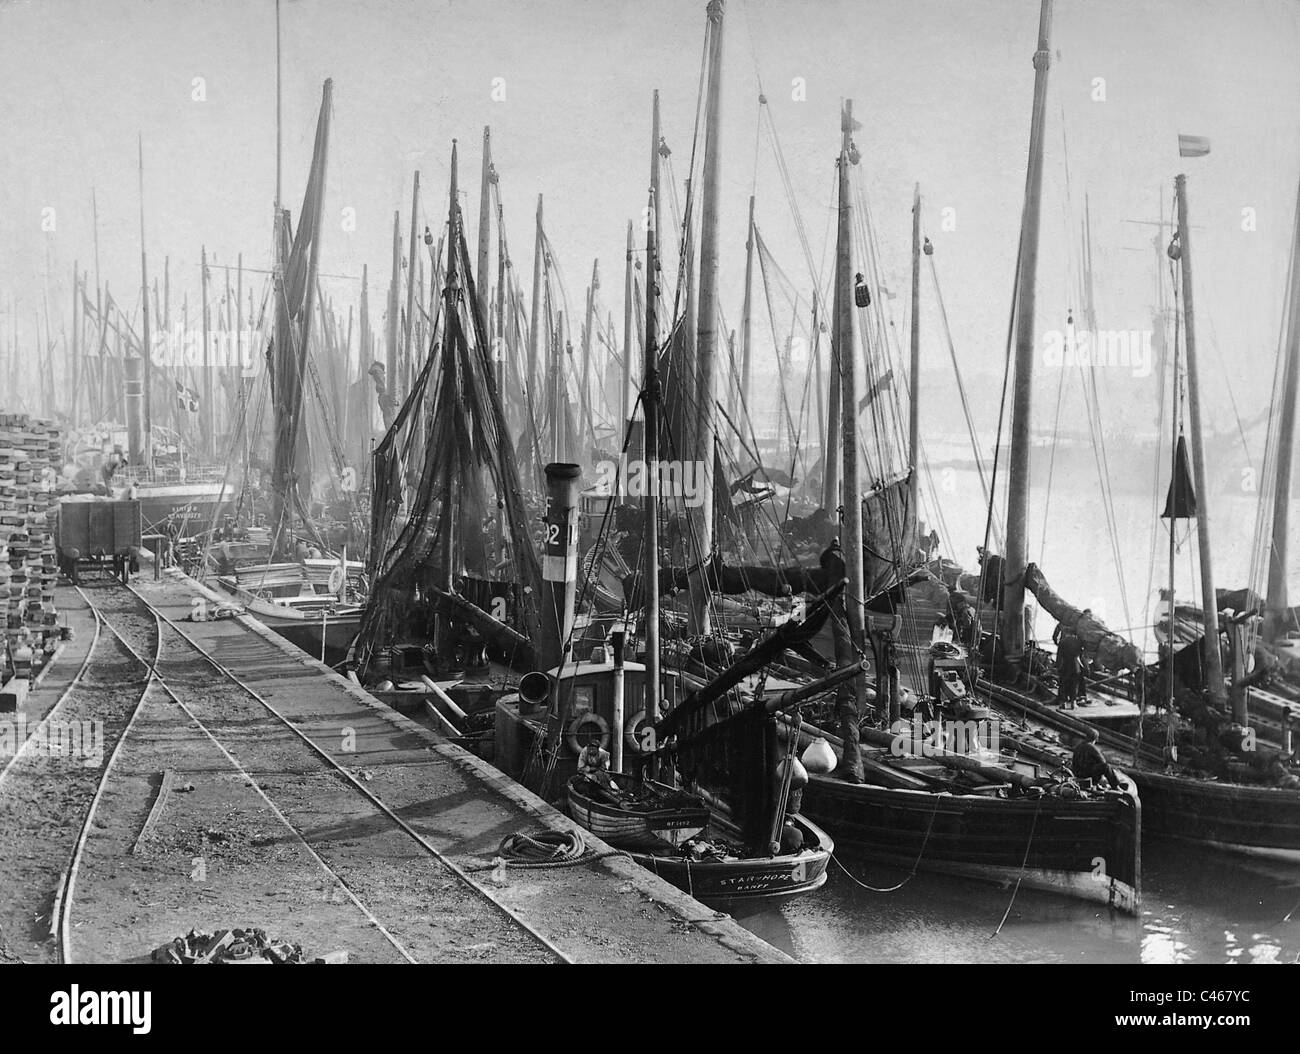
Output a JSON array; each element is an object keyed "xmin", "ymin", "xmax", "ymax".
[{"xmin": 801, "ymin": 737, "xmax": 837, "ymax": 775}]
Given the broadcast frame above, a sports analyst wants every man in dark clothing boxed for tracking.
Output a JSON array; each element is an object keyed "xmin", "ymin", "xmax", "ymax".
[
  {"xmin": 1055, "ymin": 628, "xmax": 1085, "ymax": 708},
  {"xmin": 946, "ymin": 589, "xmax": 974, "ymax": 644},
  {"xmin": 1071, "ymin": 727, "xmax": 1122, "ymax": 788}
]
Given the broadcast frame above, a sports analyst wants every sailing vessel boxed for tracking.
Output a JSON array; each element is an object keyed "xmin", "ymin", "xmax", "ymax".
[{"xmin": 783, "ymin": 16, "xmax": 1142, "ymax": 911}]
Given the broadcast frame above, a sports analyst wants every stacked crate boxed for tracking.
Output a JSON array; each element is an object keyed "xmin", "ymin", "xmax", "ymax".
[{"xmin": 1, "ymin": 413, "xmax": 63, "ymax": 680}]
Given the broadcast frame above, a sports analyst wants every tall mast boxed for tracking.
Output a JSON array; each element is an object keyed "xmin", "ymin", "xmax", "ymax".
[
  {"xmin": 823, "ymin": 219, "xmax": 841, "ymax": 511},
  {"xmin": 404, "ymin": 171, "xmax": 420, "ymax": 393},
  {"xmin": 739, "ymin": 192, "xmax": 756, "ymax": 458},
  {"xmin": 528, "ymin": 194, "xmax": 544, "ymax": 436},
  {"xmin": 689, "ymin": 0, "xmax": 725, "ymax": 635},
  {"xmin": 644, "ymin": 89, "xmax": 663, "ymax": 730},
  {"xmin": 137, "ymin": 133, "xmax": 153, "ymax": 466},
  {"xmin": 908, "ymin": 183, "xmax": 922, "ymax": 519},
  {"xmin": 441, "ymin": 140, "xmax": 460, "ymax": 610},
  {"xmin": 837, "ymin": 99, "xmax": 866, "ymax": 742},
  {"xmin": 1265, "ymin": 177, "xmax": 1300, "ymax": 642},
  {"xmin": 201, "ymin": 246, "xmax": 211, "ymax": 458},
  {"xmin": 1001, "ymin": 0, "xmax": 1054, "ymax": 662},
  {"xmin": 621, "ymin": 220, "xmax": 635, "ymax": 431},
  {"xmin": 1175, "ymin": 173, "xmax": 1229, "ymax": 711},
  {"xmin": 580, "ymin": 259, "xmax": 598, "ymax": 456},
  {"xmin": 70, "ymin": 262, "xmax": 79, "ymax": 426},
  {"xmin": 387, "ymin": 210, "xmax": 401, "ymax": 402},
  {"xmin": 477, "ymin": 126, "xmax": 493, "ymax": 325}
]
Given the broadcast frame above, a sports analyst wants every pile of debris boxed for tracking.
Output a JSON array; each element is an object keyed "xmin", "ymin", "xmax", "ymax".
[{"xmin": 151, "ymin": 928, "xmax": 346, "ymax": 964}]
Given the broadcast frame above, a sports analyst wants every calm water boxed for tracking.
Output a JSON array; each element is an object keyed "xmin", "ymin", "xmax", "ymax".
[{"xmin": 736, "ymin": 842, "xmax": 1300, "ymax": 964}]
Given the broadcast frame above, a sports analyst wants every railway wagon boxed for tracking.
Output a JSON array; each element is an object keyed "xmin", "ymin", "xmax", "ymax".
[{"xmin": 56, "ymin": 497, "xmax": 143, "ymax": 584}]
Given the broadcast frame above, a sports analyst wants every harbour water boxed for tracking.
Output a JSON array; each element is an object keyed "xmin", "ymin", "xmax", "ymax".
[{"xmin": 739, "ymin": 842, "xmax": 1300, "ymax": 964}]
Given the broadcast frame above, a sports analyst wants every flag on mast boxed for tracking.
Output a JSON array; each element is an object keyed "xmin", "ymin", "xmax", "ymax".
[{"xmin": 1178, "ymin": 134, "xmax": 1211, "ymax": 158}]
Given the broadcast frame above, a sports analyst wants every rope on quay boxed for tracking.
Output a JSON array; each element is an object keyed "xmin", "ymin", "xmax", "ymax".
[{"xmin": 465, "ymin": 828, "xmax": 630, "ymax": 871}]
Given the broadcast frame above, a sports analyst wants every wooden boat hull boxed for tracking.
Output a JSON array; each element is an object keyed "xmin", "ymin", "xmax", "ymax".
[
  {"xmin": 802, "ymin": 774, "xmax": 1140, "ymax": 914},
  {"xmin": 1126, "ymin": 769, "xmax": 1300, "ymax": 861},
  {"xmin": 625, "ymin": 816, "xmax": 833, "ymax": 905},
  {"xmin": 982, "ymin": 680, "xmax": 1300, "ymax": 861},
  {"xmin": 566, "ymin": 777, "xmax": 710, "ymax": 851},
  {"xmin": 215, "ymin": 580, "xmax": 361, "ymax": 665}
]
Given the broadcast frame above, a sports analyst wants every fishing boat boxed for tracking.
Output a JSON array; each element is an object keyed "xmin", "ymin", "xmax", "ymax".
[
  {"xmin": 961, "ymin": 6, "xmax": 1300, "ymax": 861},
  {"xmin": 797, "ymin": 717, "xmax": 1141, "ymax": 913},
  {"xmin": 564, "ymin": 775, "xmax": 710, "ymax": 851}
]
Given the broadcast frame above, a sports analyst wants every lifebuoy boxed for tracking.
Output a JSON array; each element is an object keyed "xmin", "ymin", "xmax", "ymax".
[
  {"xmin": 624, "ymin": 709, "xmax": 655, "ymax": 754},
  {"xmin": 328, "ymin": 565, "xmax": 346, "ymax": 594},
  {"xmin": 565, "ymin": 712, "xmax": 610, "ymax": 756}
]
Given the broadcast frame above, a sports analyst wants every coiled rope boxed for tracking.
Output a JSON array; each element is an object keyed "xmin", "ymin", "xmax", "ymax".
[{"xmin": 471, "ymin": 828, "xmax": 628, "ymax": 871}]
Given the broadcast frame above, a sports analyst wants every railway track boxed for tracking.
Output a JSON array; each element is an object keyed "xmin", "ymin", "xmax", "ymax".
[
  {"xmin": 0, "ymin": 600, "xmax": 153, "ymax": 964},
  {"xmin": 40, "ymin": 581, "xmax": 567, "ymax": 964},
  {"xmin": 1, "ymin": 582, "xmax": 569, "ymax": 966}
]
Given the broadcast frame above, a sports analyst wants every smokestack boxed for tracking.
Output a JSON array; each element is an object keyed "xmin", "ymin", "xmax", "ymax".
[
  {"xmin": 539, "ymin": 462, "xmax": 583, "ymax": 672},
  {"xmin": 124, "ymin": 354, "xmax": 145, "ymax": 468}
]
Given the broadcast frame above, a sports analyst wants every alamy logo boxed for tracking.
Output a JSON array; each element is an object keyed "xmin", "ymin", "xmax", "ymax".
[
  {"xmin": 890, "ymin": 715, "xmax": 1000, "ymax": 757},
  {"xmin": 49, "ymin": 986, "xmax": 151, "ymax": 1034},
  {"xmin": 1042, "ymin": 329, "xmax": 1154, "ymax": 378},
  {"xmin": 592, "ymin": 458, "xmax": 707, "ymax": 508},
  {"xmin": 0, "ymin": 716, "xmax": 104, "ymax": 767}
]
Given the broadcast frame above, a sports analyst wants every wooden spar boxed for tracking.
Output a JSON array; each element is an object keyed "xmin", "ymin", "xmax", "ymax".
[
  {"xmin": 404, "ymin": 171, "xmax": 420, "ymax": 399},
  {"xmin": 1265, "ymin": 176, "xmax": 1300, "ymax": 641},
  {"xmin": 739, "ymin": 193, "xmax": 756, "ymax": 455},
  {"xmin": 528, "ymin": 194, "xmax": 544, "ymax": 429},
  {"xmin": 1002, "ymin": 0, "xmax": 1054, "ymax": 662},
  {"xmin": 223, "ymin": 263, "xmax": 234, "ymax": 440},
  {"xmin": 201, "ymin": 246, "xmax": 211, "ymax": 458},
  {"xmin": 621, "ymin": 220, "xmax": 634, "ymax": 431},
  {"xmin": 552, "ymin": 309, "xmax": 564, "ymax": 462},
  {"xmin": 580, "ymin": 259, "xmax": 598, "ymax": 453},
  {"xmin": 908, "ymin": 183, "xmax": 921, "ymax": 519},
  {"xmin": 645, "ymin": 89, "xmax": 663, "ymax": 729},
  {"xmin": 837, "ymin": 99, "xmax": 867, "ymax": 727},
  {"xmin": 496, "ymin": 184, "xmax": 507, "ymax": 416},
  {"xmin": 70, "ymin": 262, "xmax": 79, "ymax": 426},
  {"xmin": 1167, "ymin": 253, "xmax": 1181, "ymax": 713},
  {"xmin": 137, "ymin": 134, "xmax": 153, "ymax": 465},
  {"xmin": 1175, "ymin": 173, "xmax": 1229, "ymax": 710},
  {"xmin": 237, "ymin": 252, "xmax": 248, "ymax": 474},
  {"xmin": 435, "ymin": 139, "xmax": 460, "ymax": 660},
  {"xmin": 811, "ymin": 291, "xmax": 824, "ymax": 461},
  {"xmin": 387, "ymin": 209, "xmax": 401, "ymax": 401},
  {"xmin": 689, "ymin": 0, "xmax": 725, "ymax": 636},
  {"xmin": 92, "ymin": 188, "xmax": 103, "ymax": 416},
  {"xmin": 477, "ymin": 126, "xmax": 493, "ymax": 326},
  {"xmin": 823, "ymin": 219, "xmax": 841, "ymax": 511}
]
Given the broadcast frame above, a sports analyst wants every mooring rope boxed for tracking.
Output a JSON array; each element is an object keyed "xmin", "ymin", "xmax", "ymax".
[
  {"xmin": 829, "ymin": 791, "xmax": 946, "ymax": 894},
  {"xmin": 991, "ymin": 799, "xmax": 1043, "ymax": 937}
]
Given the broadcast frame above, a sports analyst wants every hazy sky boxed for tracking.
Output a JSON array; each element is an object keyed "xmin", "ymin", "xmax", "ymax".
[{"xmin": 2, "ymin": 0, "xmax": 1299, "ymax": 452}]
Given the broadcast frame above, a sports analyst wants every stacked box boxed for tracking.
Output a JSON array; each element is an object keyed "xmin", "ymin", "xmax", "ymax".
[{"xmin": 1, "ymin": 412, "xmax": 63, "ymax": 679}]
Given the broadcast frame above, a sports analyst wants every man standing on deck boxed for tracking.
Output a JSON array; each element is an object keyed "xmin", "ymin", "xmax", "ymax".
[{"xmin": 1055, "ymin": 626, "xmax": 1085, "ymax": 708}]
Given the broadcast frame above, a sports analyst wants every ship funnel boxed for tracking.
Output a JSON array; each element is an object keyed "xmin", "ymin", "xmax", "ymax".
[{"xmin": 518, "ymin": 671, "xmax": 551, "ymax": 713}]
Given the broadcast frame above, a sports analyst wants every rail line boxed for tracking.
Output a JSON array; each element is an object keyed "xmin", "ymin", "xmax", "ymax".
[
  {"xmin": 0, "ymin": 596, "xmax": 152, "ymax": 964},
  {"xmin": 51, "ymin": 581, "xmax": 570, "ymax": 964}
]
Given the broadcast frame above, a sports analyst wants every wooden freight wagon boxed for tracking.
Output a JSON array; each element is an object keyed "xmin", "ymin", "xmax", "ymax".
[{"xmin": 56, "ymin": 498, "xmax": 143, "ymax": 584}]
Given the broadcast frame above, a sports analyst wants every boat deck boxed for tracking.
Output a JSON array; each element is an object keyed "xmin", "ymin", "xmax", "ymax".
[{"xmin": 0, "ymin": 569, "xmax": 789, "ymax": 965}]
